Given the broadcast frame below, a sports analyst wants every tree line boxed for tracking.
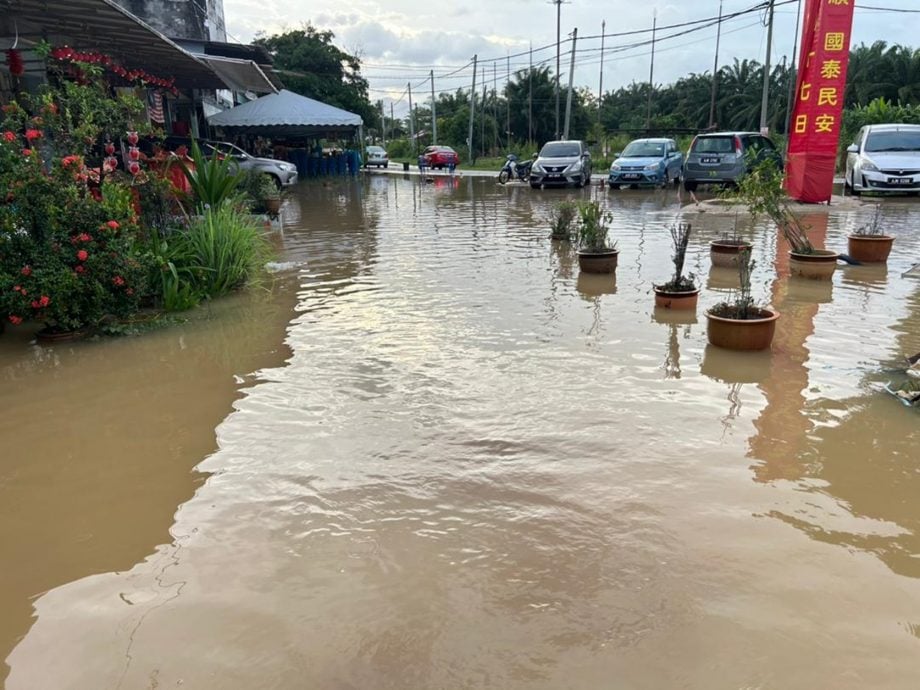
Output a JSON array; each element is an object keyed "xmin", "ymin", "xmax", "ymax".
[{"xmin": 253, "ymin": 28, "xmax": 920, "ymax": 154}]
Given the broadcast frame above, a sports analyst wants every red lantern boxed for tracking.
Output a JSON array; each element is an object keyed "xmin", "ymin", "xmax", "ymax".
[
  {"xmin": 128, "ymin": 161, "xmax": 140, "ymax": 175},
  {"xmin": 128, "ymin": 147, "xmax": 140, "ymax": 161},
  {"xmin": 105, "ymin": 142, "xmax": 116, "ymax": 155},
  {"xmin": 126, "ymin": 131, "xmax": 139, "ymax": 145},
  {"xmin": 6, "ymin": 49, "xmax": 24, "ymax": 77}
]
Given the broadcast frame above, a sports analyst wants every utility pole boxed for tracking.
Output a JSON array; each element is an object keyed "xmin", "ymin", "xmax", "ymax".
[
  {"xmin": 380, "ymin": 100, "xmax": 386, "ymax": 145},
  {"xmin": 528, "ymin": 42, "xmax": 533, "ymax": 144},
  {"xmin": 563, "ymin": 28, "xmax": 577, "ymax": 140},
  {"xmin": 553, "ymin": 0, "xmax": 563, "ymax": 139},
  {"xmin": 390, "ymin": 102, "xmax": 395, "ymax": 140},
  {"xmin": 646, "ymin": 10, "xmax": 656, "ymax": 131},
  {"xmin": 467, "ymin": 55, "xmax": 477, "ymax": 164},
  {"xmin": 493, "ymin": 62, "xmax": 499, "ymax": 151},
  {"xmin": 785, "ymin": 0, "xmax": 803, "ymax": 135},
  {"xmin": 430, "ymin": 70, "xmax": 437, "ymax": 145},
  {"xmin": 407, "ymin": 82, "xmax": 416, "ymax": 155},
  {"xmin": 759, "ymin": 0, "xmax": 776, "ymax": 134},
  {"xmin": 506, "ymin": 53, "xmax": 511, "ymax": 148},
  {"xmin": 598, "ymin": 19, "xmax": 605, "ymax": 124},
  {"xmin": 709, "ymin": 0, "xmax": 723, "ymax": 129}
]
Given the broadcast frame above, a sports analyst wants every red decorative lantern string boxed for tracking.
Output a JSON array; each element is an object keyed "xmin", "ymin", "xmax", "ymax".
[
  {"xmin": 5, "ymin": 48, "xmax": 25, "ymax": 77},
  {"xmin": 48, "ymin": 46, "xmax": 179, "ymax": 96}
]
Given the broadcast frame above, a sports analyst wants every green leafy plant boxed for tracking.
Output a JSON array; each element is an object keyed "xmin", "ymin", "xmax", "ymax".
[
  {"xmin": 168, "ymin": 205, "xmax": 273, "ymax": 298},
  {"xmin": 729, "ymin": 157, "xmax": 814, "ymax": 254},
  {"xmin": 575, "ymin": 201, "xmax": 616, "ymax": 253},
  {"xmin": 182, "ymin": 140, "xmax": 246, "ymax": 211},
  {"xmin": 657, "ymin": 220, "xmax": 696, "ymax": 292},
  {"xmin": 549, "ymin": 201, "xmax": 578, "ymax": 241}
]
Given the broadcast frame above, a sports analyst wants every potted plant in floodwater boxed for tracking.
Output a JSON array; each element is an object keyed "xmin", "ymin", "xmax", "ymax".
[
  {"xmin": 848, "ymin": 203, "xmax": 894, "ymax": 263},
  {"xmin": 710, "ymin": 214, "xmax": 753, "ymax": 268},
  {"xmin": 732, "ymin": 158, "xmax": 838, "ymax": 280},
  {"xmin": 575, "ymin": 200, "xmax": 619, "ymax": 273},
  {"xmin": 549, "ymin": 200, "xmax": 578, "ymax": 241},
  {"xmin": 705, "ymin": 247, "xmax": 780, "ymax": 351},
  {"xmin": 654, "ymin": 220, "xmax": 699, "ymax": 310}
]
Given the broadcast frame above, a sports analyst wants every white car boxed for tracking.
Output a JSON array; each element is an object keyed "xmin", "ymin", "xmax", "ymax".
[
  {"xmin": 845, "ymin": 124, "xmax": 920, "ymax": 195},
  {"xmin": 366, "ymin": 145, "xmax": 389, "ymax": 168}
]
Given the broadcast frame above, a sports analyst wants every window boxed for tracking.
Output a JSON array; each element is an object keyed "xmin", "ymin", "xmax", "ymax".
[
  {"xmin": 692, "ymin": 137, "xmax": 734, "ymax": 154},
  {"xmin": 540, "ymin": 142, "xmax": 581, "ymax": 157},
  {"xmin": 864, "ymin": 131, "xmax": 920, "ymax": 153}
]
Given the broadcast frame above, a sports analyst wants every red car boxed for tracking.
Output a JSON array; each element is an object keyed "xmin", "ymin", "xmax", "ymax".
[{"xmin": 423, "ymin": 145, "xmax": 459, "ymax": 169}]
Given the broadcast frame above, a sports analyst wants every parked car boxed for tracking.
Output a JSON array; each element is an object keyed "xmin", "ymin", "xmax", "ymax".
[
  {"xmin": 423, "ymin": 145, "xmax": 459, "ymax": 169},
  {"xmin": 366, "ymin": 145, "xmax": 389, "ymax": 168},
  {"xmin": 530, "ymin": 140, "xmax": 592, "ymax": 188},
  {"xmin": 845, "ymin": 124, "xmax": 920, "ymax": 195},
  {"xmin": 608, "ymin": 138, "xmax": 683, "ymax": 189},
  {"xmin": 206, "ymin": 141, "xmax": 299, "ymax": 187},
  {"xmin": 682, "ymin": 131, "xmax": 781, "ymax": 192}
]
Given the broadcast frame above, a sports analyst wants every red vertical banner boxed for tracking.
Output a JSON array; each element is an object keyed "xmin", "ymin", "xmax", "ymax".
[{"xmin": 785, "ymin": 0, "xmax": 856, "ymax": 203}]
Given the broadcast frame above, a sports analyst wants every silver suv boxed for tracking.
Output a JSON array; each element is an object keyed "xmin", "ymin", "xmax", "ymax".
[
  {"xmin": 530, "ymin": 140, "xmax": 592, "ymax": 188},
  {"xmin": 206, "ymin": 141, "xmax": 299, "ymax": 187},
  {"xmin": 682, "ymin": 132, "xmax": 781, "ymax": 192}
]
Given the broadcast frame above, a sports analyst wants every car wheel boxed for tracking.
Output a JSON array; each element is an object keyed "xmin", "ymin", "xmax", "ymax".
[
  {"xmin": 580, "ymin": 174, "xmax": 588, "ymax": 188},
  {"xmin": 683, "ymin": 179, "xmax": 698, "ymax": 192},
  {"xmin": 384, "ymin": 163, "xmax": 389, "ymax": 168},
  {"xmin": 608, "ymin": 183, "xmax": 620, "ymax": 190},
  {"xmin": 661, "ymin": 171, "xmax": 670, "ymax": 188},
  {"xmin": 530, "ymin": 182, "xmax": 540, "ymax": 190}
]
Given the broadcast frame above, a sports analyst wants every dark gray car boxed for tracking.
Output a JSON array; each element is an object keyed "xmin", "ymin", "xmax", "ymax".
[
  {"xmin": 682, "ymin": 132, "xmax": 781, "ymax": 192},
  {"xmin": 530, "ymin": 140, "xmax": 592, "ymax": 188}
]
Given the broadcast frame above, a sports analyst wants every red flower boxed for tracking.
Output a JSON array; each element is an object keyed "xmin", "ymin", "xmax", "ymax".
[
  {"xmin": 2, "ymin": 131, "xmax": 15, "ymax": 142},
  {"xmin": 8, "ymin": 315, "xmax": 22, "ymax": 325},
  {"xmin": 75, "ymin": 265, "xmax": 85, "ymax": 274},
  {"xmin": 20, "ymin": 266, "xmax": 31, "ymax": 276},
  {"xmin": 12, "ymin": 285, "xmax": 21, "ymax": 292},
  {"xmin": 126, "ymin": 288, "xmax": 134, "ymax": 296},
  {"xmin": 77, "ymin": 249, "xmax": 88, "ymax": 262},
  {"xmin": 39, "ymin": 295, "xmax": 50, "ymax": 307},
  {"xmin": 61, "ymin": 154, "xmax": 82, "ymax": 168},
  {"xmin": 112, "ymin": 275, "xmax": 126, "ymax": 287},
  {"xmin": 22, "ymin": 148, "xmax": 32, "ymax": 156},
  {"xmin": 31, "ymin": 300, "xmax": 40, "ymax": 309},
  {"xmin": 24, "ymin": 129, "xmax": 42, "ymax": 141},
  {"xmin": 106, "ymin": 220, "xmax": 120, "ymax": 230}
]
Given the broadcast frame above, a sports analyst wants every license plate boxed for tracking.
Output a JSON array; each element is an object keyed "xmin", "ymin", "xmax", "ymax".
[
  {"xmin": 888, "ymin": 177, "xmax": 912, "ymax": 184},
  {"xmin": 622, "ymin": 173, "xmax": 641, "ymax": 180},
  {"xmin": 701, "ymin": 157, "xmax": 720, "ymax": 164},
  {"xmin": 547, "ymin": 174, "xmax": 561, "ymax": 180}
]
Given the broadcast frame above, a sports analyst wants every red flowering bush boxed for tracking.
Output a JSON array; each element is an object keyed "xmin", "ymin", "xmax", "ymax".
[{"xmin": 0, "ymin": 71, "xmax": 158, "ymax": 333}]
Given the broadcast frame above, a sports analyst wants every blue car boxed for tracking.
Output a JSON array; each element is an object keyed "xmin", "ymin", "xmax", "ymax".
[{"xmin": 608, "ymin": 138, "xmax": 683, "ymax": 189}]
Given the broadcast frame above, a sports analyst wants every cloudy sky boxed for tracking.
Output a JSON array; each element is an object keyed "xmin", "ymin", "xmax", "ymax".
[{"xmin": 224, "ymin": 0, "xmax": 917, "ymax": 113}]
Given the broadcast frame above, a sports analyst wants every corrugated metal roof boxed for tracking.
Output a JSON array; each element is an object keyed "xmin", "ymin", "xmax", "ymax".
[
  {"xmin": 195, "ymin": 55, "xmax": 277, "ymax": 94},
  {"xmin": 0, "ymin": 0, "xmax": 224, "ymax": 89}
]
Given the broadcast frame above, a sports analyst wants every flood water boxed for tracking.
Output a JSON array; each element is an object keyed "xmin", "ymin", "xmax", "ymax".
[{"xmin": 2, "ymin": 175, "xmax": 920, "ymax": 689}]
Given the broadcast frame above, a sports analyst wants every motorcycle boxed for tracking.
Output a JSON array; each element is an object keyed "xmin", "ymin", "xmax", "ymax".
[{"xmin": 498, "ymin": 154, "xmax": 534, "ymax": 184}]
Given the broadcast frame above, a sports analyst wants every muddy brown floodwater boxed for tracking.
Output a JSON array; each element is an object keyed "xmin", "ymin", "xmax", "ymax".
[{"xmin": 2, "ymin": 175, "xmax": 920, "ymax": 689}]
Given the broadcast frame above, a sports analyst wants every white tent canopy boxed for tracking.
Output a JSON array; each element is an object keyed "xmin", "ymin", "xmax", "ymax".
[{"xmin": 208, "ymin": 89, "xmax": 363, "ymax": 136}]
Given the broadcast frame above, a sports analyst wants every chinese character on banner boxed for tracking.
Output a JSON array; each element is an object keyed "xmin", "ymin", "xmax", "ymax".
[{"xmin": 785, "ymin": 0, "xmax": 856, "ymax": 203}]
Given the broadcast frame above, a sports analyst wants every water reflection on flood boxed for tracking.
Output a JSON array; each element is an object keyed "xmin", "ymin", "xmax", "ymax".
[{"xmin": 4, "ymin": 176, "xmax": 920, "ymax": 689}]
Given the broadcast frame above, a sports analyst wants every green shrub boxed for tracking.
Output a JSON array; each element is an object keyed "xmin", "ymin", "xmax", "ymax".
[
  {"xmin": 168, "ymin": 205, "xmax": 273, "ymax": 300},
  {"xmin": 182, "ymin": 140, "xmax": 246, "ymax": 211}
]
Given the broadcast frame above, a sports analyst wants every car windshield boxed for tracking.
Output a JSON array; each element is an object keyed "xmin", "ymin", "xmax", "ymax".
[
  {"xmin": 367, "ymin": 146, "xmax": 384, "ymax": 153},
  {"xmin": 865, "ymin": 131, "xmax": 920, "ymax": 152},
  {"xmin": 692, "ymin": 137, "xmax": 734, "ymax": 154},
  {"xmin": 540, "ymin": 142, "xmax": 581, "ymax": 158},
  {"xmin": 212, "ymin": 142, "xmax": 248, "ymax": 157},
  {"xmin": 622, "ymin": 141, "xmax": 665, "ymax": 157}
]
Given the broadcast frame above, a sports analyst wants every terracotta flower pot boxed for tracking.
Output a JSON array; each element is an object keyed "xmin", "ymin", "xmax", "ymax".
[
  {"xmin": 847, "ymin": 234, "xmax": 894, "ymax": 263},
  {"xmin": 705, "ymin": 307, "xmax": 780, "ymax": 351},
  {"xmin": 789, "ymin": 249, "xmax": 838, "ymax": 280},
  {"xmin": 265, "ymin": 197, "xmax": 281, "ymax": 215},
  {"xmin": 577, "ymin": 249, "xmax": 619, "ymax": 274},
  {"xmin": 710, "ymin": 240, "xmax": 752, "ymax": 268},
  {"xmin": 653, "ymin": 286, "xmax": 699, "ymax": 310}
]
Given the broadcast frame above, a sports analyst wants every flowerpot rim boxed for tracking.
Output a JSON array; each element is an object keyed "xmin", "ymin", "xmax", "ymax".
[
  {"xmin": 789, "ymin": 249, "xmax": 838, "ymax": 260},
  {"xmin": 653, "ymin": 285, "xmax": 700, "ymax": 296},
  {"xmin": 710, "ymin": 239, "xmax": 752, "ymax": 248},
  {"xmin": 847, "ymin": 233, "xmax": 894, "ymax": 241},
  {"xmin": 577, "ymin": 248, "xmax": 620, "ymax": 257},
  {"xmin": 705, "ymin": 307, "xmax": 780, "ymax": 324}
]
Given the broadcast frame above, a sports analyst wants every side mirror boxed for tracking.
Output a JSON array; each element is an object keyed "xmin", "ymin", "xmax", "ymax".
[{"xmin": 846, "ymin": 144, "xmax": 858, "ymax": 154}]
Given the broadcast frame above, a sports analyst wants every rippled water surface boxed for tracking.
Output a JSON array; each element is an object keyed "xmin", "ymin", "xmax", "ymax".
[{"xmin": 3, "ymin": 175, "xmax": 920, "ymax": 689}]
